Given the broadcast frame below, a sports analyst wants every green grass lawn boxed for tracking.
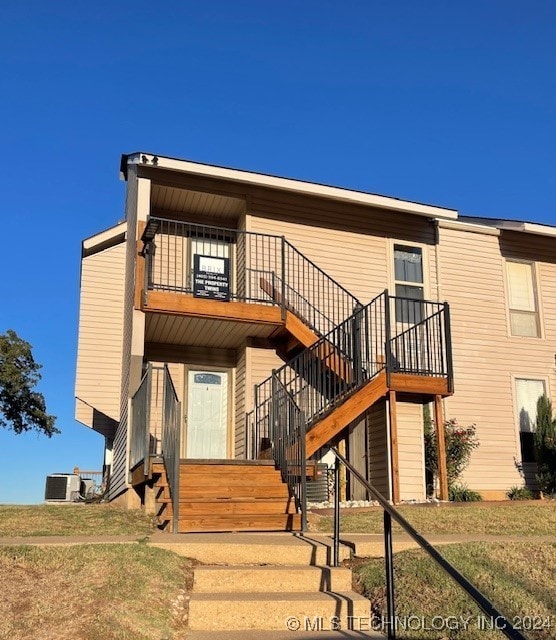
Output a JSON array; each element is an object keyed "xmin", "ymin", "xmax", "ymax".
[
  {"xmin": 354, "ymin": 541, "xmax": 556, "ymax": 639},
  {"xmin": 0, "ymin": 543, "xmax": 192, "ymax": 640},
  {"xmin": 0, "ymin": 504, "xmax": 156, "ymax": 537},
  {"xmin": 310, "ymin": 501, "xmax": 556, "ymax": 536}
]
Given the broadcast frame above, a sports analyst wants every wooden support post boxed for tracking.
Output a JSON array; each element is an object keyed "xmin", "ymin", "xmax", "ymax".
[
  {"xmin": 388, "ymin": 390, "xmax": 400, "ymax": 504},
  {"xmin": 434, "ymin": 395, "xmax": 449, "ymax": 501}
]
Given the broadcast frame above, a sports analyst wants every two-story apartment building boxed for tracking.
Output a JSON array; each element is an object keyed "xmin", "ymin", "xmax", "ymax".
[{"xmin": 75, "ymin": 152, "xmax": 555, "ymax": 532}]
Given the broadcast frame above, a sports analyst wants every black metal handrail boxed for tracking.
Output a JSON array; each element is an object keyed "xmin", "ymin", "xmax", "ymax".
[
  {"xmin": 252, "ymin": 292, "xmax": 452, "ymax": 442},
  {"xmin": 143, "ymin": 217, "xmax": 359, "ymax": 336},
  {"xmin": 388, "ymin": 309, "xmax": 447, "ymax": 377},
  {"xmin": 129, "ymin": 363, "xmax": 182, "ymax": 531},
  {"xmin": 263, "ymin": 271, "xmax": 334, "ymax": 337},
  {"xmin": 328, "ymin": 447, "xmax": 527, "ymax": 640},
  {"xmin": 283, "ymin": 238, "xmax": 359, "ymax": 333},
  {"xmin": 161, "ymin": 365, "xmax": 181, "ymax": 534},
  {"xmin": 270, "ymin": 375, "xmax": 307, "ymax": 529},
  {"xmin": 129, "ymin": 364, "xmax": 152, "ymax": 477}
]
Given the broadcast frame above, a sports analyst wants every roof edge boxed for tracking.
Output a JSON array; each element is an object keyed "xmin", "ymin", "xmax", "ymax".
[
  {"xmin": 82, "ymin": 221, "xmax": 127, "ymax": 256},
  {"xmin": 461, "ymin": 216, "xmax": 556, "ymax": 239},
  {"xmin": 121, "ymin": 151, "xmax": 459, "ymax": 220}
]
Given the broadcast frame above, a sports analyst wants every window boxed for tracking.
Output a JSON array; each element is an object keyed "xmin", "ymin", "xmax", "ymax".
[
  {"xmin": 515, "ymin": 378, "xmax": 546, "ymax": 463},
  {"xmin": 506, "ymin": 261, "xmax": 540, "ymax": 337},
  {"xmin": 394, "ymin": 244, "xmax": 424, "ymax": 323}
]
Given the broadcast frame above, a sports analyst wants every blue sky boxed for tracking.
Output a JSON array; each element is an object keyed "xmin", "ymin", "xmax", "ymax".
[{"xmin": 0, "ymin": 1, "xmax": 554, "ymax": 503}]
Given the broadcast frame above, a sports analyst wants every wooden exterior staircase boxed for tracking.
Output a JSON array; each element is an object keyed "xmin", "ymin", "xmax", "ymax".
[
  {"xmin": 131, "ymin": 218, "xmax": 454, "ymax": 532},
  {"xmin": 250, "ymin": 290, "xmax": 453, "ymax": 515},
  {"xmin": 153, "ymin": 460, "xmax": 301, "ymax": 533}
]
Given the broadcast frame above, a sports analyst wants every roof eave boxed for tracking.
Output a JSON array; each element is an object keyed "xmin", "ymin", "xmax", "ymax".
[{"xmin": 121, "ymin": 152, "xmax": 458, "ymax": 220}]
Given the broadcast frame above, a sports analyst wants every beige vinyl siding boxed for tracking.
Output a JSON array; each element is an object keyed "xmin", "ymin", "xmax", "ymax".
[
  {"xmin": 235, "ymin": 347, "xmax": 248, "ymax": 458},
  {"xmin": 75, "ymin": 237, "xmax": 126, "ymax": 436},
  {"xmin": 367, "ymin": 400, "xmax": 390, "ymax": 498},
  {"xmin": 247, "ymin": 192, "xmax": 438, "ymax": 303},
  {"xmin": 249, "ymin": 345, "xmax": 283, "ymax": 387},
  {"xmin": 439, "ymin": 226, "xmax": 556, "ymax": 493},
  {"xmin": 397, "ymin": 401, "xmax": 425, "ymax": 501}
]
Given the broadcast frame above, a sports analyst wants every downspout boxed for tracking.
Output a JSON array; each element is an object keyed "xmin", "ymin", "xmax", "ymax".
[{"xmin": 431, "ymin": 218, "xmax": 442, "ymax": 302}]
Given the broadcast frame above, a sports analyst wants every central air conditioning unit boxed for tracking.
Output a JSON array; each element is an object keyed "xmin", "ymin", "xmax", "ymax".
[{"xmin": 44, "ymin": 474, "xmax": 81, "ymax": 502}]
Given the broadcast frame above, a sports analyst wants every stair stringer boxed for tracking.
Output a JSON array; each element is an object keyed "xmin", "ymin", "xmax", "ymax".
[{"xmin": 305, "ymin": 370, "xmax": 388, "ymax": 458}]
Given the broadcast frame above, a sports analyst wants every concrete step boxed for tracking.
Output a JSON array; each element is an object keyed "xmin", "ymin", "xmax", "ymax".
[
  {"xmin": 149, "ymin": 533, "xmax": 351, "ymax": 565},
  {"xmin": 193, "ymin": 565, "xmax": 353, "ymax": 593},
  {"xmin": 188, "ymin": 591, "xmax": 370, "ymax": 631},
  {"xmin": 186, "ymin": 631, "xmax": 382, "ymax": 639}
]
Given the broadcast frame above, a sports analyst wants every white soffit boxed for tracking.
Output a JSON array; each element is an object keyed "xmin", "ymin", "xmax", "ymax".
[{"xmin": 126, "ymin": 153, "xmax": 458, "ymax": 220}]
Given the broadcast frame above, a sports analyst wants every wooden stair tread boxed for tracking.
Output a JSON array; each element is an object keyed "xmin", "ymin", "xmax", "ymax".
[
  {"xmin": 180, "ymin": 465, "xmax": 280, "ymax": 475},
  {"xmin": 178, "ymin": 496, "xmax": 293, "ymax": 503},
  {"xmin": 178, "ymin": 513, "xmax": 301, "ymax": 533},
  {"xmin": 181, "ymin": 501, "xmax": 297, "ymax": 515}
]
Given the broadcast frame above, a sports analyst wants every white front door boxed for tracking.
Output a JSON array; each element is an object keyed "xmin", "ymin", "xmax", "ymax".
[{"xmin": 186, "ymin": 370, "xmax": 229, "ymax": 459}]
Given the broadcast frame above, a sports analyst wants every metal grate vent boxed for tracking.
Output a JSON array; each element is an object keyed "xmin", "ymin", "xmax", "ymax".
[{"xmin": 45, "ymin": 476, "xmax": 68, "ymax": 500}]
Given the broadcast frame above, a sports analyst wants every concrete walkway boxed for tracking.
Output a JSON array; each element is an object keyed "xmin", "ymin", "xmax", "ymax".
[{"xmin": 1, "ymin": 530, "xmax": 553, "ymax": 557}]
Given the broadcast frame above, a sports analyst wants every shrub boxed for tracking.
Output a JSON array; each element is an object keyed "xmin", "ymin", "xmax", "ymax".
[
  {"xmin": 424, "ymin": 413, "xmax": 480, "ymax": 497},
  {"xmin": 507, "ymin": 486, "xmax": 534, "ymax": 501},
  {"xmin": 448, "ymin": 484, "xmax": 482, "ymax": 502},
  {"xmin": 534, "ymin": 395, "xmax": 556, "ymax": 495}
]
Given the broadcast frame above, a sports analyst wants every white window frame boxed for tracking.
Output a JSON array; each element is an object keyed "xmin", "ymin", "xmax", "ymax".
[
  {"xmin": 389, "ymin": 240, "xmax": 430, "ymax": 300},
  {"xmin": 511, "ymin": 375, "xmax": 549, "ymax": 464},
  {"xmin": 388, "ymin": 240, "xmax": 431, "ymax": 329},
  {"xmin": 504, "ymin": 259, "xmax": 542, "ymax": 339}
]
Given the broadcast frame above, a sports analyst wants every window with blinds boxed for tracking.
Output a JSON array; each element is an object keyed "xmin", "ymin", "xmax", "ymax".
[
  {"xmin": 515, "ymin": 378, "xmax": 545, "ymax": 463},
  {"xmin": 506, "ymin": 261, "xmax": 540, "ymax": 337}
]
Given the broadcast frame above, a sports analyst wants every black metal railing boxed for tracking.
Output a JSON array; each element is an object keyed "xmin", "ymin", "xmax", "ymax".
[
  {"xmin": 161, "ymin": 365, "xmax": 181, "ymax": 533},
  {"xmin": 129, "ymin": 364, "xmax": 152, "ymax": 477},
  {"xmin": 387, "ymin": 297, "xmax": 453, "ymax": 385},
  {"xmin": 250, "ymin": 291, "xmax": 453, "ymax": 521},
  {"xmin": 252, "ymin": 291, "xmax": 387, "ymax": 458},
  {"xmin": 283, "ymin": 238, "xmax": 359, "ymax": 334},
  {"xmin": 271, "ymin": 377, "xmax": 307, "ymax": 529},
  {"xmin": 328, "ymin": 447, "xmax": 527, "ymax": 640},
  {"xmin": 272, "ymin": 291, "xmax": 387, "ymax": 425},
  {"xmin": 143, "ymin": 217, "xmax": 359, "ymax": 335},
  {"xmin": 129, "ymin": 363, "xmax": 182, "ymax": 531}
]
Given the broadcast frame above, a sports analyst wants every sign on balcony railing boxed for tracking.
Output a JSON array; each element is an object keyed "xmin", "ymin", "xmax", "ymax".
[{"xmin": 193, "ymin": 254, "xmax": 230, "ymax": 301}]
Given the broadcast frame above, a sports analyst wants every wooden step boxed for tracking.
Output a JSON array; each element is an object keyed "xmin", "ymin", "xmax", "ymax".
[
  {"xmin": 178, "ymin": 513, "xmax": 302, "ymax": 533},
  {"xmin": 181, "ymin": 464, "xmax": 279, "ymax": 475},
  {"xmin": 179, "ymin": 473, "xmax": 285, "ymax": 487},
  {"xmin": 180, "ymin": 484, "xmax": 290, "ymax": 499},
  {"xmin": 181, "ymin": 499, "xmax": 297, "ymax": 515}
]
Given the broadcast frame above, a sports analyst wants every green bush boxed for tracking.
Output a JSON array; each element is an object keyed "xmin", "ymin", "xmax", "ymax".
[
  {"xmin": 449, "ymin": 484, "xmax": 482, "ymax": 502},
  {"xmin": 424, "ymin": 410, "xmax": 480, "ymax": 498},
  {"xmin": 507, "ymin": 485, "xmax": 534, "ymax": 501},
  {"xmin": 535, "ymin": 395, "xmax": 556, "ymax": 495}
]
